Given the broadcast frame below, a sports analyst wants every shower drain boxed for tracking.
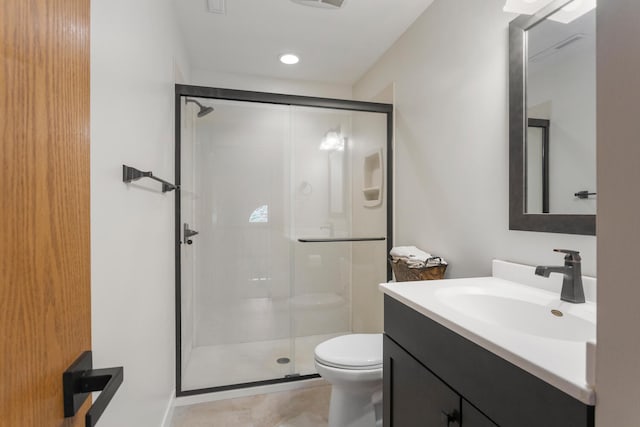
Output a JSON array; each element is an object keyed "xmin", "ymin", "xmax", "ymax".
[{"xmin": 277, "ymin": 357, "xmax": 291, "ymax": 364}]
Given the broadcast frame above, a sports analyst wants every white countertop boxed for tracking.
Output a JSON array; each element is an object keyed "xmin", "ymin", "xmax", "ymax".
[{"xmin": 379, "ymin": 260, "xmax": 596, "ymax": 405}]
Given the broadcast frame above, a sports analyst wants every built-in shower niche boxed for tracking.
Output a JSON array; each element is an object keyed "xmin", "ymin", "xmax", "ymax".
[
  {"xmin": 175, "ymin": 86, "xmax": 391, "ymax": 395},
  {"xmin": 362, "ymin": 149, "xmax": 383, "ymax": 207}
]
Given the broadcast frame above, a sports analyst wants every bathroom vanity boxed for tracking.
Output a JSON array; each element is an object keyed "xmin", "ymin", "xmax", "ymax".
[{"xmin": 380, "ymin": 261, "xmax": 596, "ymax": 427}]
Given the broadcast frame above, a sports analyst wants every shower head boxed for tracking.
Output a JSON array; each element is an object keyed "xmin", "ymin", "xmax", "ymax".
[
  {"xmin": 197, "ymin": 105, "xmax": 214, "ymax": 118},
  {"xmin": 185, "ymin": 98, "xmax": 214, "ymax": 117}
]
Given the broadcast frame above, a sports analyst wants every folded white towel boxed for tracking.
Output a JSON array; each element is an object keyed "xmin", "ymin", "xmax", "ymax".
[
  {"xmin": 389, "ymin": 246, "xmax": 431, "ymax": 262},
  {"xmin": 426, "ymin": 257, "xmax": 447, "ymax": 267},
  {"xmin": 404, "ymin": 259, "xmax": 426, "ymax": 268}
]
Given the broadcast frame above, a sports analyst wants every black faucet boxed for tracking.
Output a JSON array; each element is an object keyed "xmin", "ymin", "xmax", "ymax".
[{"xmin": 535, "ymin": 249, "xmax": 585, "ymax": 304}]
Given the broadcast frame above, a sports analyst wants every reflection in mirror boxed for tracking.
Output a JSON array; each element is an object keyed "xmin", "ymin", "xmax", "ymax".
[
  {"xmin": 526, "ymin": 119, "xmax": 549, "ymax": 213},
  {"xmin": 329, "ymin": 150, "xmax": 345, "ymax": 215},
  {"xmin": 527, "ymin": 3, "xmax": 596, "ymax": 215},
  {"xmin": 508, "ymin": 0, "xmax": 596, "ymax": 235}
]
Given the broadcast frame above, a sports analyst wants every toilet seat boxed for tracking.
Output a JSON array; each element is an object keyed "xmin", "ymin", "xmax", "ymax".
[{"xmin": 314, "ymin": 334, "xmax": 383, "ymax": 370}]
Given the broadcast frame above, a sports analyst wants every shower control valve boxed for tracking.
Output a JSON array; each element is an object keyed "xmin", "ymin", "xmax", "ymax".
[{"xmin": 183, "ymin": 223, "xmax": 199, "ymax": 245}]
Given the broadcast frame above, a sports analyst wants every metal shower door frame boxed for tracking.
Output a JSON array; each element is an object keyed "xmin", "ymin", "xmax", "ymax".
[{"xmin": 173, "ymin": 84, "xmax": 393, "ymax": 397}]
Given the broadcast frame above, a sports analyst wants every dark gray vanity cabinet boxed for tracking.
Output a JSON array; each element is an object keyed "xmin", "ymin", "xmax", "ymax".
[
  {"xmin": 384, "ymin": 336, "xmax": 462, "ymax": 426},
  {"xmin": 461, "ymin": 401, "xmax": 498, "ymax": 427},
  {"xmin": 385, "ymin": 336, "xmax": 495, "ymax": 426},
  {"xmin": 383, "ymin": 296, "xmax": 595, "ymax": 427}
]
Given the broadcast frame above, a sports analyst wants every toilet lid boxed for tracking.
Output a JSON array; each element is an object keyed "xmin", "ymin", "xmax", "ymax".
[{"xmin": 314, "ymin": 334, "xmax": 383, "ymax": 370}]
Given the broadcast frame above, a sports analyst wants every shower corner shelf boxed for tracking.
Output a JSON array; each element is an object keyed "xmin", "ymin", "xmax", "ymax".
[
  {"xmin": 363, "ymin": 186, "xmax": 382, "ymax": 204},
  {"xmin": 363, "ymin": 149, "xmax": 383, "ymax": 207}
]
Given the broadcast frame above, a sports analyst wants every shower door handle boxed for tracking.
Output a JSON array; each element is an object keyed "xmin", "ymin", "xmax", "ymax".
[
  {"xmin": 184, "ymin": 223, "xmax": 199, "ymax": 245},
  {"xmin": 298, "ymin": 237, "xmax": 386, "ymax": 243}
]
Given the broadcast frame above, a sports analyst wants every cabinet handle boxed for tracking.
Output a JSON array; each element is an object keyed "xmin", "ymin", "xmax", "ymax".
[{"xmin": 440, "ymin": 409, "xmax": 460, "ymax": 426}]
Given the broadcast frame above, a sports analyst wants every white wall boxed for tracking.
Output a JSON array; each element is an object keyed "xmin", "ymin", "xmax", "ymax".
[
  {"xmin": 192, "ymin": 68, "xmax": 353, "ymax": 100},
  {"xmin": 596, "ymin": 1, "xmax": 640, "ymax": 425},
  {"xmin": 90, "ymin": 0, "xmax": 189, "ymax": 425},
  {"xmin": 354, "ymin": 0, "xmax": 596, "ymax": 278}
]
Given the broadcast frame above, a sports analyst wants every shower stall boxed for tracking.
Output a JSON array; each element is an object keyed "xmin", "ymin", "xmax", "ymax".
[{"xmin": 175, "ymin": 86, "xmax": 392, "ymax": 395}]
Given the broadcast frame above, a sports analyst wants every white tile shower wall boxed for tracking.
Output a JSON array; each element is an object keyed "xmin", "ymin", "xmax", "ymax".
[
  {"xmin": 353, "ymin": 0, "xmax": 596, "ymax": 278},
  {"xmin": 90, "ymin": 0, "xmax": 190, "ymax": 426}
]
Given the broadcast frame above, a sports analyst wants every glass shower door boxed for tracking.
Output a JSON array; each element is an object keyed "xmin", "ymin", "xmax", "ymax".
[
  {"xmin": 177, "ymin": 91, "xmax": 390, "ymax": 393},
  {"xmin": 180, "ymin": 98, "xmax": 295, "ymax": 391},
  {"xmin": 289, "ymin": 106, "xmax": 353, "ymax": 376},
  {"xmin": 289, "ymin": 106, "xmax": 389, "ymax": 376}
]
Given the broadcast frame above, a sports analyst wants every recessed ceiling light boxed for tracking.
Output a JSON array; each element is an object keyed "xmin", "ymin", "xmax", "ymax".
[{"xmin": 279, "ymin": 54, "xmax": 300, "ymax": 65}]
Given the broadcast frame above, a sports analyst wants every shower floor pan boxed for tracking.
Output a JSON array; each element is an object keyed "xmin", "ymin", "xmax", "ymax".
[{"xmin": 182, "ymin": 332, "xmax": 348, "ymax": 391}]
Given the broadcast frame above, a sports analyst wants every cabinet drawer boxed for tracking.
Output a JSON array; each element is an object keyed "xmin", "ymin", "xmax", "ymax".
[{"xmin": 384, "ymin": 296, "xmax": 594, "ymax": 427}]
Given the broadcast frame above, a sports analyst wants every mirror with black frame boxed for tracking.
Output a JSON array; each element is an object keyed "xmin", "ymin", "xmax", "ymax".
[{"xmin": 509, "ymin": 0, "xmax": 596, "ymax": 235}]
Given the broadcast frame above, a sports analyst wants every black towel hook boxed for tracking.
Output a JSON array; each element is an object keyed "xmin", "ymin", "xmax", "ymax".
[
  {"xmin": 574, "ymin": 190, "xmax": 596, "ymax": 199},
  {"xmin": 122, "ymin": 164, "xmax": 177, "ymax": 192}
]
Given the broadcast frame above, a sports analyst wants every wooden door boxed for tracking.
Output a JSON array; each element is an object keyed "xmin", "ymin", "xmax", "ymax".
[{"xmin": 0, "ymin": 0, "xmax": 91, "ymax": 425}]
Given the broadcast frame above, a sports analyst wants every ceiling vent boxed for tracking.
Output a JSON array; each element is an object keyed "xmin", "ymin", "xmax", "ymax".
[
  {"xmin": 529, "ymin": 33, "xmax": 586, "ymax": 63},
  {"xmin": 290, "ymin": 0, "xmax": 345, "ymax": 9}
]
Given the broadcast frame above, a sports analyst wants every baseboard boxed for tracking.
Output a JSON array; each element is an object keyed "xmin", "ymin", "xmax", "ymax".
[{"xmin": 160, "ymin": 389, "xmax": 176, "ymax": 427}]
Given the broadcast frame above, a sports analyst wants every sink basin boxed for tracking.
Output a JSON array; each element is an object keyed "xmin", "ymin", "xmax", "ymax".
[
  {"xmin": 379, "ymin": 260, "xmax": 598, "ymax": 405},
  {"xmin": 435, "ymin": 285, "xmax": 596, "ymax": 342}
]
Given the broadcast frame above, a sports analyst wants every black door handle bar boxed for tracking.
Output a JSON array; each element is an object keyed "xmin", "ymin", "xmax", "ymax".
[{"xmin": 63, "ymin": 351, "xmax": 124, "ymax": 427}]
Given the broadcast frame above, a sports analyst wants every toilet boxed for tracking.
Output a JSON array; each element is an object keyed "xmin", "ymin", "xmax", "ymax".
[{"xmin": 314, "ymin": 334, "xmax": 383, "ymax": 427}]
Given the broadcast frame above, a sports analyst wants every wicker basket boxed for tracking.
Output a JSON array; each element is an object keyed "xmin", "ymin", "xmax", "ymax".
[{"xmin": 389, "ymin": 257, "xmax": 447, "ymax": 282}]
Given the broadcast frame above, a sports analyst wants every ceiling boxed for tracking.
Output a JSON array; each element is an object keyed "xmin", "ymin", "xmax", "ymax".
[{"xmin": 174, "ymin": 0, "xmax": 435, "ymax": 85}]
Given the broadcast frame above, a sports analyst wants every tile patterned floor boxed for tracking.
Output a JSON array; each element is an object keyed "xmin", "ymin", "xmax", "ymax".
[{"xmin": 171, "ymin": 383, "xmax": 331, "ymax": 427}]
